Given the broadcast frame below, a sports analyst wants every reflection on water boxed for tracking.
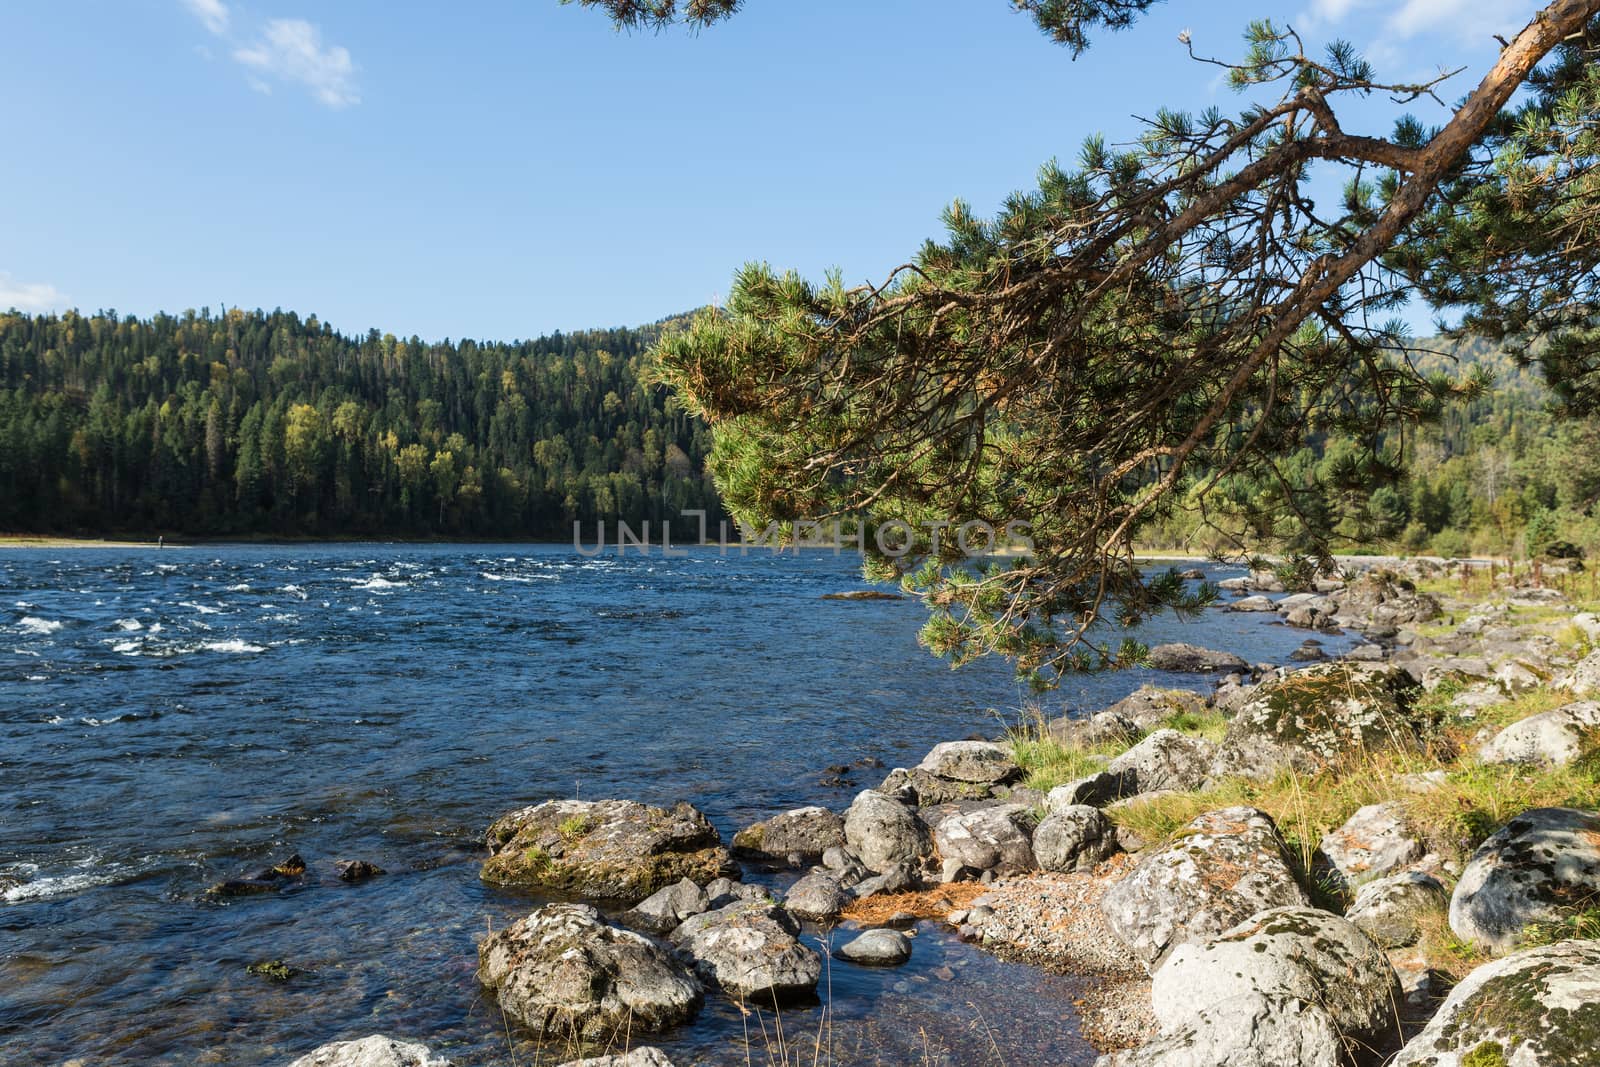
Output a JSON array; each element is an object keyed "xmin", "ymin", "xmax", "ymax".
[{"xmin": 0, "ymin": 545, "xmax": 1351, "ymax": 1064}]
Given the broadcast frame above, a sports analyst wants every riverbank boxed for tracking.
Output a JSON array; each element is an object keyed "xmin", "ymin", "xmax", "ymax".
[{"xmin": 353, "ymin": 555, "xmax": 1600, "ymax": 1067}]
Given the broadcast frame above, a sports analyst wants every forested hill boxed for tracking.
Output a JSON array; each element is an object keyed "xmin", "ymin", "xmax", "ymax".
[{"xmin": 0, "ymin": 308, "xmax": 725, "ymax": 539}]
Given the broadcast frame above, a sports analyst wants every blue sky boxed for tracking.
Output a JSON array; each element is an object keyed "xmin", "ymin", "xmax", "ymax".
[{"xmin": 0, "ymin": 0, "xmax": 1535, "ymax": 341}]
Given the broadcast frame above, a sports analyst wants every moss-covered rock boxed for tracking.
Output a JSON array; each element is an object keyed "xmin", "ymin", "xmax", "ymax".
[
  {"xmin": 481, "ymin": 798, "xmax": 735, "ymax": 904},
  {"xmin": 1389, "ymin": 940, "xmax": 1600, "ymax": 1065},
  {"xmin": 1210, "ymin": 663, "xmax": 1426, "ymax": 780}
]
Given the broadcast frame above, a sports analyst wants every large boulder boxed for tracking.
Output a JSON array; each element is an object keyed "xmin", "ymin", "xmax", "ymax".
[
  {"xmin": 1389, "ymin": 940, "xmax": 1600, "ymax": 1066},
  {"xmin": 1100, "ymin": 807, "xmax": 1310, "ymax": 972},
  {"xmin": 1147, "ymin": 643, "xmax": 1250, "ymax": 673},
  {"xmin": 669, "ymin": 900, "xmax": 822, "ymax": 1000},
  {"xmin": 287, "ymin": 1036, "xmax": 452, "ymax": 1067},
  {"xmin": 1450, "ymin": 807, "xmax": 1600, "ymax": 954},
  {"xmin": 1105, "ymin": 729, "xmax": 1213, "ymax": 795},
  {"xmin": 1319, "ymin": 802, "xmax": 1424, "ymax": 890},
  {"xmin": 1346, "ymin": 871, "xmax": 1449, "ymax": 949},
  {"xmin": 1209, "ymin": 663, "xmax": 1424, "ymax": 781},
  {"xmin": 477, "ymin": 904, "xmax": 702, "ymax": 1040},
  {"xmin": 1033, "ymin": 805, "xmax": 1119, "ymax": 873},
  {"xmin": 1096, "ymin": 993, "xmax": 1343, "ymax": 1067},
  {"xmin": 1153, "ymin": 907, "xmax": 1402, "ymax": 1065},
  {"xmin": 731, "ymin": 807, "xmax": 845, "ymax": 866},
  {"xmin": 481, "ymin": 799, "xmax": 734, "ymax": 904},
  {"xmin": 931, "ymin": 804, "xmax": 1037, "ymax": 876},
  {"xmin": 1478, "ymin": 701, "xmax": 1600, "ymax": 767},
  {"xmin": 842, "ymin": 790, "xmax": 931, "ymax": 873}
]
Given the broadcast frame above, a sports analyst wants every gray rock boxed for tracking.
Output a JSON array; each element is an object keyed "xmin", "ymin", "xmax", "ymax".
[
  {"xmin": 1574, "ymin": 612, "xmax": 1600, "ymax": 642},
  {"xmin": 477, "ymin": 903, "xmax": 701, "ymax": 1040},
  {"xmin": 1562, "ymin": 649, "xmax": 1600, "ymax": 695},
  {"xmin": 874, "ymin": 766, "xmax": 1010, "ymax": 805},
  {"xmin": 1096, "ymin": 993, "xmax": 1342, "ymax": 1067},
  {"xmin": 915, "ymin": 741, "xmax": 1019, "ymax": 784},
  {"xmin": 287, "ymin": 1036, "xmax": 452, "ymax": 1067},
  {"xmin": 1345, "ymin": 644, "xmax": 1387, "ymax": 662},
  {"xmin": 782, "ymin": 870, "xmax": 850, "ymax": 923},
  {"xmin": 622, "ymin": 878, "xmax": 710, "ymax": 935},
  {"xmin": 1153, "ymin": 907, "xmax": 1401, "ymax": 1066},
  {"xmin": 556, "ymin": 1050, "xmax": 675, "ymax": 1067},
  {"xmin": 731, "ymin": 806, "xmax": 845, "ymax": 865},
  {"xmin": 843, "ymin": 790, "xmax": 931, "ymax": 873},
  {"xmin": 1033, "ymin": 805, "xmax": 1119, "ymax": 872},
  {"xmin": 1319, "ymin": 802, "xmax": 1424, "ymax": 890},
  {"xmin": 1103, "ymin": 685, "xmax": 1210, "ymax": 731},
  {"xmin": 1389, "ymin": 940, "xmax": 1600, "ymax": 1066},
  {"xmin": 1479, "ymin": 701, "xmax": 1600, "ymax": 767},
  {"xmin": 1346, "ymin": 870, "xmax": 1448, "ymax": 948},
  {"xmin": 836, "ymin": 928, "xmax": 912, "ymax": 966},
  {"xmin": 1493, "ymin": 660, "xmax": 1545, "ymax": 695},
  {"xmin": 1049, "ymin": 709, "xmax": 1141, "ymax": 748},
  {"xmin": 1450, "ymin": 807, "xmax": 1600, "ymax": 954},
  {"xmin": 1335, "ymin": 571, "xmax": 1440, "ymax": 628},
  {"xmin": 931, "ymin": 804, "xmax": 1037, "ymax": 876},
  {"xmin": 669, "ymin": 900, "xmax": 821, "ymax": 999},
  {"xmin": 1100, "ymin": 807, "xmax": 1310, "ymax": 972},
  {"xmin": 1105, "ymin": 729, "xmax": 1213, "ymax": 795},
  {"xmin": 481, "ymin": 798, "xmax": 734, "ymax": 904},
  {"xmin": 850, "ymin": 861, "xmax": 918, "ymax": 898},
  {"xmin": 1147, "ymin": 643, "xmax": 1251, "ymax": 673},
  {"xmin": 1229, "ymin": 594, "xmax": 1277, "ymax": 612},
  {"xmin": 1046, "ymin": 772, "xmax": 1124, "ymax": 809},
  {"xmin": 1209, "ymin": 663, "xmax": 1424, "ymax": 781}
]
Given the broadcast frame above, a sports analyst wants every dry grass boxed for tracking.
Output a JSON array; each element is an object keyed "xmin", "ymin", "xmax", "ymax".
[{"xmin": 839, "ymin": 883, "xmax": 990, "ymax": 925}]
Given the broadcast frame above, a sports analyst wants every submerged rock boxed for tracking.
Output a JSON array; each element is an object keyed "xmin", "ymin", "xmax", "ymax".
[
  {"xmin": 1389, "ymin": 940, "xmax": 1600, "ymax": 1066},
  {"xmin": 1450, "ymin": 807, "xmax": 1600, "ymax": 954},
  {"xmin": 335, "ymin": 860, "xmax": 385, "ymax": 882},
  {"xmin": 1146, "ymin": 643, "xmax": 1250, "ymax": 673},
  {"xmin": 1209, "ymin": 663, "xmax": 1424, "ymax": 780},
  {"xmin": 477, "ymin": 903, "xmax": 701, "ymax": 1040},
  {"xmin": 206, "ymin": 853, "xmax": 309, "ymax": 898},
  {"xmin": 669, "ymin": 900, "xmax": 822, "ymax": 1000},
  {"xmin": 1478, "ymin": 701, "xmax": 1600, "ymax": 767},
  {"xmin": 1152, "ymin": 906, "xmax": 1402, "ymax": 1065},
  {"xmin": 1100, "ymin": 807, "xmax": 1309, "ymax": 972},
  {"xmin": 731, "ymin": 806, "xmax": 845, "ymax": 866},
  {"xmin": 287, "ymin": 1035, "xmax": 452, "ymax": 1067},
  {"xmin": 480, "ymin": 798, "xmax": 734, "ymax": 904},
  {"xmin": 837, "ymin": 928, "xmax": 912, "ymax": 966}
]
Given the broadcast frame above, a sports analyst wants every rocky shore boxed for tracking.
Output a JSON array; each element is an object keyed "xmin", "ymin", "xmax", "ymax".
[{"xmin": 283, "ymin": 562, "xmax": 1600, "ymax": 1067}]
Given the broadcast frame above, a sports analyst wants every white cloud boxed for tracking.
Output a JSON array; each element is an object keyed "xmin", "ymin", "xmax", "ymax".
[
  {"xmin": 233, "ymin": 19, "xmax": 360, "ymax": 109},
  {"xmin": 0, "ymin": 275, "xmax": 68, "ymax": 314},
  {"xmin": 1300, "ymin": 0, "xmax": 1527, "ymax": 43},
  {"xmin": 182, "ymin": 0, "xmax": 229, "ymax": 36}
]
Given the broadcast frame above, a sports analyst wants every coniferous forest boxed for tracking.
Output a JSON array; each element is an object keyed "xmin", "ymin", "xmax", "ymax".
[{"xmin": 0, "ymin": 308, "xmax": 724, "ymax": 539}]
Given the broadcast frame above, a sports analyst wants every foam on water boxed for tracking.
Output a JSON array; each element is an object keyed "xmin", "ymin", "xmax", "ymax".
[
  {"xmin": 17, "ymin": 616, "xmax": 64, "ymax": 635},
  {"xmin": 201, "ymin": 639, "xmax": 266, "ymax": 654},
  {"xmin": 114, "ymin": 618, "xmax": 144, "ymax": 631}
]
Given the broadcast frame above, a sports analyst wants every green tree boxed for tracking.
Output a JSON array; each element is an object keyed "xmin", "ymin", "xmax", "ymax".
[{"xmin": 594, "ymin": 0, "xmax": 1600, "ymax": 681}]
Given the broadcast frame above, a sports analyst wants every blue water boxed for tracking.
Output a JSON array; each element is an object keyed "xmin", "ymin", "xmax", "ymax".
[{"xmin": 0, "ymin": 545, "xmax": 1352, "ymax": 1066}]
